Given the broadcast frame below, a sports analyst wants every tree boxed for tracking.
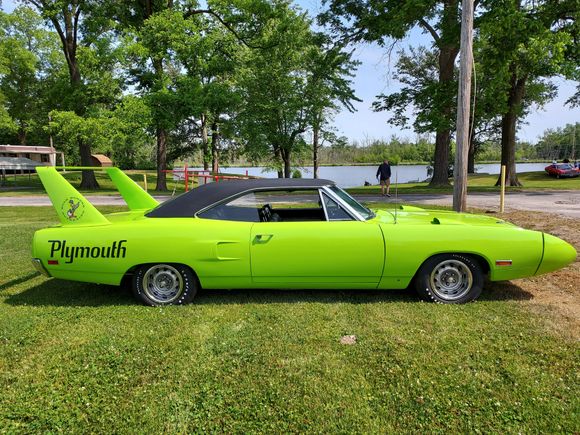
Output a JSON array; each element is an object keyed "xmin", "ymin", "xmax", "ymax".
[
  {"xmin": 47, "ymin": 110, "xmax": 111, "ymax": 165},
  {"xmin": 24, "ymin": 0, "xmax": 120, "ymax": 188},
  {"xmin": 321, "ymin": 0, "xmax": 467, "ymax": 186},
  {"xmin": 106, "ymin": 96, "xmax": 155, "ymax": 169},
  {"xmin": 0, "ymin": 6, "xmax": 64, "ymax": 145},
  {"xmin": 0, "ymin": 15, "xmax": 16, "ymax": 135},
  {"xmin": 114, "ymin": 0, "xmax": 273, "ymax": 189},
  {"xmin": 479, "ymin": 0, "xmax": 579, "ymax": 186},
  {"xmin": 238, "ymin": 4, "xmax": 314, "ymax": 178},
  {"xmin": 535, "ymin": 123, "xmax": 580, "ymax": 161},
  {"xmin": 183, "ymin": 18, "xmax": 244, "ymax": 173},
  {"xmin": 305, "ymin": 34, "xmax": 360, "ymax": 178},
  {"xmin": 123, "ymin": 7, "xmax": 197, "ymax": 190}
]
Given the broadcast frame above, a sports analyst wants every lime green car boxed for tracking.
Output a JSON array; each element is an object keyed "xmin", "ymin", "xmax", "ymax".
[{"xmin": 31, "ymin": 167, "xmax": 576, "ymax": 306}]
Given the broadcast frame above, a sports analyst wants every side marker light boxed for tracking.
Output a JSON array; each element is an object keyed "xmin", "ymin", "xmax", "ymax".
[{"xmin": 495, "ymin": 260, "xmax": 512, "ymax": 266}]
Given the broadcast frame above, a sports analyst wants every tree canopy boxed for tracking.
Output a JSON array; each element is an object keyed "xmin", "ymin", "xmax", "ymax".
[{"xmin": 0, "ymin": 0, "xmax": 577, "ymax": 188}]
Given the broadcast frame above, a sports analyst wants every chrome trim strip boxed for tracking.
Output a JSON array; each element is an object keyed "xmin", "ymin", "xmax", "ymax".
[
  {"xmin": 31, "ymin": 258, "xmax": 50, "ymax": 277},
  {"xmin": 320, "ymin": 191, "xmax": 357, "ymax": 221},
  {"xmin": 495, "ymin": 259, "xmax": 513, "ymax": 266},
  {"xmin": 320, "ymin": 186, "xmax": 364, "ymax": 221},
  {"xmin": 319, "ymin": 190, "xmax": 330, "ymax": 221}
]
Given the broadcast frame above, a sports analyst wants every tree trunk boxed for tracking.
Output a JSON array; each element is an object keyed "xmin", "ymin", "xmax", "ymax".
[
  {"xmin": 201, "ymin": 113, "xmax": 209, "ymax": 171},
  {"xmin": 274, "ymin": 147, "xmax": 283, "ymax": 178},
  {"xmin": 496, "ymin": 70, "xmax": 526, "ymax": 187},
  {"xmin": 431, "ymin": 129, "xmax": 451, "ymax": 185},
  {"xmin": 79, "ymin": 139, "xmax": 99, "ymax": 189},
  {"xmin": 284, "ymin": 155, "xmax": 291, "ymax": 178},
  {"xmin": 313, "ymin": 125, "xmax": 319, "ymax": 179},
  {"xmin": 47, "ymin": 4, "xmax": 99, "ymax": 189},
  {"xmin": 280, "ymin": 148, "xmax": 291, "ymax": 178},
  {"xmin": 211, "ymin": 121, "xmax": 220, "ymax": 174},
  {"xmin": 17, "ymin": 126, "xmax": 27, "ymax": 145},
  {"xmin": 155, "ymin": 127, "xmax": 168, "ymax": 191},
  {"xmin": 429, "ymin": 43, "xmax": 459, "ymax": 186},
  {"xmin": 467, "ymin": 144, "xmax": 475, "ymax": 174},
  {"xmin": 152, "ymin": 57, "xmax": 168, "ymax": 191},
  {"xmin": 468, "ymin": 129, "xmax": 476, "ymax": 174}
]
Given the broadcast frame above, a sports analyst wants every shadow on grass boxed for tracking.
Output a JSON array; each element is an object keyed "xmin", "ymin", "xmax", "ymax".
[
  {"xmin": 0, "ymin": 272, "xmax": 40, "ymax": 292},
  {"xmin": 5, "ymin": 279, "xmax": 134, "ymax": 307},
  {"xmin": 480, "ymin": 281, "xmax": 533, "ymax": 301},
  {"xmin": 6, "ymin": 279, "xmax": 418, "ymax": 307},
  {"xmin": 5, "ymin": 277, "xmax": 532, "ymax": 307}
]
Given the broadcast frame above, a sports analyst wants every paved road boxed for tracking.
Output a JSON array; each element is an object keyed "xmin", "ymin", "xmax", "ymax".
[{"xmin": 1, "ymin": 191, "xmax": 579, "ymax": 218}]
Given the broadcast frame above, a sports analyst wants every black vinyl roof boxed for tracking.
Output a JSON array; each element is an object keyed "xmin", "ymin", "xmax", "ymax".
[{"xmin": 147, "ymin": 178, "xmax": 334, "ymax": 218}]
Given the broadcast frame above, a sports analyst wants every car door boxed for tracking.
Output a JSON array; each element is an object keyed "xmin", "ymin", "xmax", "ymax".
[{"xmin": 250, "ymin": 191, "xmax": 384, "ymax": 288}]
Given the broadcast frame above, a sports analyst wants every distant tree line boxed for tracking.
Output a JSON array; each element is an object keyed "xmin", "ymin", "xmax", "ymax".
[{"xmin": 264, "ymin": 123, "xmax": 579, "ymax": 166}]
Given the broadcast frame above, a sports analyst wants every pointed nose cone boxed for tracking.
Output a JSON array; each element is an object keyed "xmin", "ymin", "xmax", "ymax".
[{"xmin": 535, "ymin": 233, "xmax": 577, "ymax": 276}]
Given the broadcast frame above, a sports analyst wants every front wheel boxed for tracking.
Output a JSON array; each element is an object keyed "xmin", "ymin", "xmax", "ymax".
[
  {"xmin": 414, "ymin": 254, "xmax": 483, "ymax": 304},
  {"xmin": 133, "ymin": 263, "xmax": 198, "ymax": 306}
]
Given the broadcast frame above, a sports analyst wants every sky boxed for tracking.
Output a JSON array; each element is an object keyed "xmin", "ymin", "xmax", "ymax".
[{"xmin": 2, "ymin": 0, "xmax": 578, "ymax": 144}]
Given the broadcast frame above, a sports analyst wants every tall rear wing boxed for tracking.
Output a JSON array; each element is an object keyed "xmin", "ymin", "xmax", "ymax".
[
  {"xmin": 105, "ymin": 167, "xmax": 159, "ymax": 210},
  {"xmin": 35, "ymin": 167, "xmax": 159, "ymax": 226}
]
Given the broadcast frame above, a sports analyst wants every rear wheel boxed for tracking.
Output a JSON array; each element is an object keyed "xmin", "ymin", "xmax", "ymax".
[
  {"xmin": 133, "ymin": 263, "xmax": 197, "ymax": 306},
  {"xmin": 415, "ymin": 254, "xmax": 483, "ymax": 304}
]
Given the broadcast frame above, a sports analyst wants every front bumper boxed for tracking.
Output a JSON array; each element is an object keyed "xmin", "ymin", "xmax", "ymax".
[{"xmin": 535, "ymin": 234, "xmax": 577, "ymax": 276}]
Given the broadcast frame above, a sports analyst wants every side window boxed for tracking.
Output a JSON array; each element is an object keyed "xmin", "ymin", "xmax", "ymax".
[
  {"xmin": 198, "ymin": 189, "xmax": 353, "ymax": 223},
  {"xmin": 322, "ymin": 193, "xmax": 353, "ymax": 221},
  {"xmin": 253, "ymin": 190, "xmax": 325, "ymax": 222},
  {"xmin": 198, "ymin": 192, "xmax": 260, "ymax": 222}
]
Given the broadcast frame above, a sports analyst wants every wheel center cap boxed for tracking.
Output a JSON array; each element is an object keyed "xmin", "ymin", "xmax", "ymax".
[{"xmin": 156, "ymin": 274, "xmax": 173, "ymax": 290}]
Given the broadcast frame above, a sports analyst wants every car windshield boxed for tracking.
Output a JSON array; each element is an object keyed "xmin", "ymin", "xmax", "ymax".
[
  {"xmin": 558, "ymin": 164, "xmax": 573, "ymax": 170},
  {"xmin": 329, "ymin": 186, "xmax": 375, "ymax": 220}
]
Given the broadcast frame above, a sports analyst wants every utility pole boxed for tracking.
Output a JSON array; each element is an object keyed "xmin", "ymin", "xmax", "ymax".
[
  {"xmin": 453, "ymin": 0, "xmax": 474, "ymax": 212},
  {"xmin": 572, "ymin": 123, "xmax": 576, "ymax": 161}
]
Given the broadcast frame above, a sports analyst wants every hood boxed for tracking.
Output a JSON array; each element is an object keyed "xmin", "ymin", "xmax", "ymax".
[{"xmin": 371, "ymin": 206, "xmax": 517, "ymax": 227}]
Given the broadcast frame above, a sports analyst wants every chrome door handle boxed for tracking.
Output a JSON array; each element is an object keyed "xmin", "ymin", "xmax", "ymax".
[{"xmin": 254, "ymin": 234, "xmax": 273, "ymax": 243}]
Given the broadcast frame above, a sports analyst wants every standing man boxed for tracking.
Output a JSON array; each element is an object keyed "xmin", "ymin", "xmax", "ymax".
[{"xmin": 376, "ymin": 159, "xmax": 392, "ymax": 197}]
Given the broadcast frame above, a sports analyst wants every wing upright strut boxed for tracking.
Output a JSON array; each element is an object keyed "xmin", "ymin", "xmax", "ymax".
[
  {"xmin": 36, "ymin": 167, "xmax": 110, "ymax": 226},
  {"xmin": 105, "ymin": 167, "xmax": 159, "ymax": 211}
]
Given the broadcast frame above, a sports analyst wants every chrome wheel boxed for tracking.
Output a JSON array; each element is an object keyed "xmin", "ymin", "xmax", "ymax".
[
  {"xmin": 142, "ymin": 264, "xmax": 184, "ymax": 304},
  {"xmin": 429, "ymin": 259, "xmax": 473, "ymax": 301}
]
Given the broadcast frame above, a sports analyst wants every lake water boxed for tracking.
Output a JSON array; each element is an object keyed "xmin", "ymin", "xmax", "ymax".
[{"xmin": 194, "ymin": 163, "xmax": 548, "ymax": 188}]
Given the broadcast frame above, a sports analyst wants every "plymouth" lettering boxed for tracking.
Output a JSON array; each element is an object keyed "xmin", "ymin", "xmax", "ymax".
[{"xmin": 48, "ymin": 240, "xmax": 127, "ymax": 264}]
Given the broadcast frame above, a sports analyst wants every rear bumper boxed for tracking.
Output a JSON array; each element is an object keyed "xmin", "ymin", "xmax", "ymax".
[{"xmin": 31, "ymin": 258, "xmax": 51, "ymax": 277}]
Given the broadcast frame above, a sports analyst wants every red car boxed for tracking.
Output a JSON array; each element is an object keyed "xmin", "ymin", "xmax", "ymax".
[{"xmin": 545, "ymin": 163, "xmax": 580, "ymax": 178}]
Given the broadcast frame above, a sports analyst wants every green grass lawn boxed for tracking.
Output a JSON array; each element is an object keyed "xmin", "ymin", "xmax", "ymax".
[{"xmin": 1, "ymin": 206, "xmax": 578, "ymax": 432}]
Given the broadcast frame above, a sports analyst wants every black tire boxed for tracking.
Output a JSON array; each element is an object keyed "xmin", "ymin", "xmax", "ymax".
[
  {"xmin": 133, "ymin": 263, "xmax": 198, "ymax": 306},
  {"xmin": 414, "ymin": 254, "xmax": 483, "ymax": 304}
]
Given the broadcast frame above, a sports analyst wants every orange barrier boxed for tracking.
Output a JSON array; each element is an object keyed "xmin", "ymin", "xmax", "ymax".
[{"xmin": 162, "ymin": 166, "xmax": 253, "ymax": 191}]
